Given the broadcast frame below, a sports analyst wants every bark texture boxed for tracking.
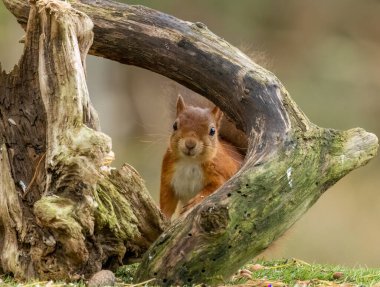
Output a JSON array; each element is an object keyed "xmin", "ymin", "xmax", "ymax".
[
  {"xmin": 2, "ymin": 0, "xmax": 379, "ymax": 285},
  {"xmin": 0, "ymin": 0, "xmax": 165, "ymax": 281}
]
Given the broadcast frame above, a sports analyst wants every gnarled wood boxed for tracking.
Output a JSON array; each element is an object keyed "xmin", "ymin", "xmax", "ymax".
[
  {"xmin": 2, "ymin": 0, "xmax": 379, "ymax": 285},
  {"xmin": 0, "ymin": 0, "xmax": 165, "ymax": 280},
  {"xmin": 0, "ymin": 144, "xmax": 24, "ymax": 278}
]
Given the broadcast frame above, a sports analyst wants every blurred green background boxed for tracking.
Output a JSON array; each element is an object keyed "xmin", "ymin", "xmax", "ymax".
[{"xmin": 1, "ymin": 0, "xmax": 379, "ymax": 267}]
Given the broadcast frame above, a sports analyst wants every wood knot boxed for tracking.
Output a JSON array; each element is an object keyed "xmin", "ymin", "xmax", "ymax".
[
  {"xmin": 111, "ymin": 11, "xmax": 123, "ymax": 17},
  {"xmin": 194, "ymin": 22, "xmax": 207, "ymax": 29},
  {"xmin": 198, "ymin": 205, "xmax": 229, "ymax": 234}
]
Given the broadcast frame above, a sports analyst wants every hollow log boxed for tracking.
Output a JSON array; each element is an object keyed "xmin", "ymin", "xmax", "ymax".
[
  {"xmin": 0, "ymin": 0, "xmax": 165, "ymax": 281},
  {"xmin": 2, "ymin": 0, "xmax": 379, "ymax": 285}
]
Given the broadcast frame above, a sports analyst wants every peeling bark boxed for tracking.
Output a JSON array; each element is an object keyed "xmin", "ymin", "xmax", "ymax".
[
  {"xmin": 0, "ymin": 0, "xmax": 165, "ymax": 281},
  {"xmin": 0, "ymin": 145, "xmax": 24, "ymax": 277},
  {"xmin": 1, "ymin": 0, "xmax": 378, "ymax": 285}
]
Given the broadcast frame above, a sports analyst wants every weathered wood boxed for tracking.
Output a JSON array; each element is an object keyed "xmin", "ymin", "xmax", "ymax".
[
  {"xmin": 0, "ymin": 144, "xmax": 24, "ymax": 278},
  {"xmin": 4, "ymin": 0, "xmax": 287, "ymax": 134},
  {"xmin": 2, "ymin": 0, "xmax": 379, "ymax": 285},
  {"xmin": 136, "ymin": 128, "xmax": 377, "ymax": 286},
  {"xmin": 0, "ymin": 0, "xmax": 166, "ymax": 281}
]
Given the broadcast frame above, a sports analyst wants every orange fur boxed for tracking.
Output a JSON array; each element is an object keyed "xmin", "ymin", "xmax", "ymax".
[{"xmin": 160, "ymin": 95, "xmax": 243, "ymax": 220}]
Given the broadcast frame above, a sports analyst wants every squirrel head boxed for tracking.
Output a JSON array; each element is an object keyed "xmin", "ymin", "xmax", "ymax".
[{"xmin": 170, "ymin": 95, "xmax": 223, "ymax": 161}]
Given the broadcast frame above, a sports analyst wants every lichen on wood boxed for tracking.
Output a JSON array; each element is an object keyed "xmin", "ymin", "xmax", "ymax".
[
  {"xmin": 135, "ymin": 127, "xmax": 377, "ymax": 286},
  {"xmin": 0, "ymin": 0, "xmax": 165, "ymax": 280},
  {"xmin": 2, "ymin": 0, "xmax": 378, "ymax": 285}
]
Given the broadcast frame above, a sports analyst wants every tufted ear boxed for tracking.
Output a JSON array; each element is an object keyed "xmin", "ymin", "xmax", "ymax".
[
  {"xmin": 176, "ymin": 94, "xmax": 186, "ymax": 116},
  {"xmin": 212, "ymin": 106, "xmax": 223, "ymax": 128}
]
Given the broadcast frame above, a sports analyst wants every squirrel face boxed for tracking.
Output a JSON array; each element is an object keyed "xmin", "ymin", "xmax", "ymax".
[{"xmin": 170, "ymin": 95, "xmax": 223, "ymax": 161}]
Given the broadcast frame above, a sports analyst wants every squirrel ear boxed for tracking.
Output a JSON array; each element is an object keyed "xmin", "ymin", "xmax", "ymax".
[
  {"xmin": 176, "ymin": 94, "xmax": 186, "ymax": 115},
  {"xmin": 212, "ymin": 106, "xmax": 223, "ymax": 127}
]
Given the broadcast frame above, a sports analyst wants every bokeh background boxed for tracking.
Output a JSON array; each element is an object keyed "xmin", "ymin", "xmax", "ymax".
[{"xmin": 1, "ymin": 0, "xmax": 379, "ymax": 267}]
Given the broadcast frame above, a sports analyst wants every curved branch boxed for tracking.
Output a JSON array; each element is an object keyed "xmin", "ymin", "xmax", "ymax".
[
  {"xmin": 3, "ymin": 0, "xmax": 378, "ymax": 285},
  {"xmin": 5, "ymin": 0, "xmax": 299, "ymax": 137}
]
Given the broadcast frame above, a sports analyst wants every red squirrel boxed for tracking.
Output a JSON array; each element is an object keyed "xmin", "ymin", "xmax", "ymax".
[{"xmin": 160, "ymin": 95, "xmax": 243, "ymax": 220}]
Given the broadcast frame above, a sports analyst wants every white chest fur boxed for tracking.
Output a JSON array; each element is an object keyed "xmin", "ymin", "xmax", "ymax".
[{"xmin": 171, "ymin": 160, "xmax": 204, "ymax": 203}]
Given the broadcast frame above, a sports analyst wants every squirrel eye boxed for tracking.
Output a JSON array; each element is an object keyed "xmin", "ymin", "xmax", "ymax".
[
  {"xmin": 209, "ymin": 127, "xmax": 216, "ymax": 136},
  {"xmin": 173, "ymin": 121, "xmax": 178, "ymax": 131}
]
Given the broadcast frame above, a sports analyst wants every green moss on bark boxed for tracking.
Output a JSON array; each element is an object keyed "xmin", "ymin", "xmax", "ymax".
[{"xmin": 136, "ymin": 126, "xmax": 378, "ymax": 286}]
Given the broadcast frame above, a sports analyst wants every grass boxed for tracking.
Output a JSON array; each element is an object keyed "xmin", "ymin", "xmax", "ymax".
[
  {"xmin": 3, "ymin": 259, "xmax": 380, "ymax": 286},
  {"xmin": 227, "ymin": 258, "xmax": 380, "ymax": 286}
]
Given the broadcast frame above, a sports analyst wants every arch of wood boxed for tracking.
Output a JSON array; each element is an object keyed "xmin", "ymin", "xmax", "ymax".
[{"xmin": 1, "ymin": 0, "xmax": 378, "ymax": 285}]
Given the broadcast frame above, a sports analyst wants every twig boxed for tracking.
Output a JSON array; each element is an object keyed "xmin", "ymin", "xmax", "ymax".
[{"xmin": 117, "ymin": 278, "xmax": 156, "ymax": 286}]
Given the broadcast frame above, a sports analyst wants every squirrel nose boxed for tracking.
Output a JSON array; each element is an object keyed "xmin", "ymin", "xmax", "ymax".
[{"xmin": 185, "ymin": 139, "xmax": 196, "ymax": 150}]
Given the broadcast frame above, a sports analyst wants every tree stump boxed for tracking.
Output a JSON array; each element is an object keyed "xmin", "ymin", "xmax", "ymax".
[
  {"xmin": 2, "ymin": 0, "xmax": 378, "ymax": 285},
  {"xmin": 0, "ymin": 0, "xmax": 165, "ymax": 281}
]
